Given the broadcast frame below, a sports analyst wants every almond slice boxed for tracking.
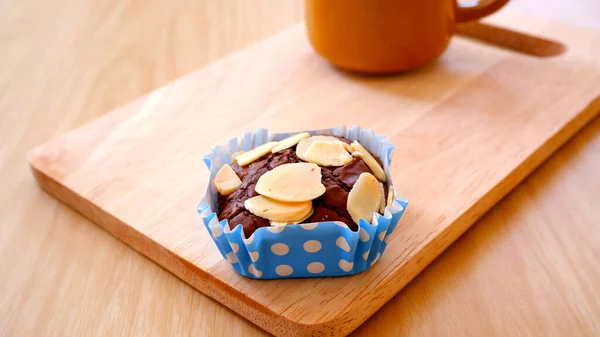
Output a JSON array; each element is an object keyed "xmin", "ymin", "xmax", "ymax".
[
  {"xmin": 351, "ymin": 141, "xmax": 386, "ymax": 182},
  {"xmin": 335, "ymin": 141, "xmax": 353, "ymax": 153},
  {"xmin": 296, "ymin": 136, "xmax": 341, "ymax": 161},
  {"xmin": 379, "ymin": 183, "xmax": 386, "ymax": 214},
  {"xmin": 236, "ymin": 141, "xmax": 278, "ymax": 166},
  {"xmin": 302, "ymin": 141, "xmax": 353, "ymax": 167},
  {"xmin": 347, "ymin": 173, "xmax": 382, "ymax": 224},
  {"xmin": 272, "ymin": 132, "xmax": 310, "ymax": 153},
  {"xmin": 387, "ymin": 185, "xmax": 395, "ymax": 208},
  {"xmin": 244, "ymin": 195, "xmax": 312, "ymax": 222},
  {"xmin": 231, "ymin": 151, "xmax": 244, "ymax": 161},
  {"xmin": 255, "ymin": 163, "xmax": 325, "ymax": 202},
  {"xmin": 214, "ymin": 164, "xmax": 242, "ymax": 195},
  {"xmin": 270, "ymin": 208, "xmax": 314, "ymax": 226}
]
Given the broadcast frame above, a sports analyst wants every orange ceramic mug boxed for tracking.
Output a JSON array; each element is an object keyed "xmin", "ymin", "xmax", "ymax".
[{"xmin": 305, "ymin": 0, "xmax": 510, "ymax": 73}]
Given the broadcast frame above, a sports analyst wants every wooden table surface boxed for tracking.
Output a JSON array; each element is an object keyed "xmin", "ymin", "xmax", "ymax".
[{"xmin": 1, "ymin": 0, "xmax": 599, "ymax": 336}]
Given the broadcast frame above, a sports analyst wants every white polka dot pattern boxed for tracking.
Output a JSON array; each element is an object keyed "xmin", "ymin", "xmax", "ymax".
[
  {"xmin": 307, "ymin": 262, "xmax": 325, "ymax": 274},
  {"xmin": 271, "ymin": 243, "xmax": 289, "ymax": 256},
  {"xmin": 303, "ymin": 240, "xmax": 322, "ymax": 253},
  {"xmin": 210, "ymin": 225, "xmax": 223, "ymax": 238},
  {"xmin": 249, "ymin": 251, "xmax": 259, "ymax": 262},
  {"xmin": 363, "ymin": 251, "xmax": 370, "ymax": 260},
  {"xmin": 335, "ymin": 237, "xmax": 351, "ymax": 252},
  {"xmin": 226, "ymin": 252, "xmax": 238, "ymax": 263},
  {"xmin": 267, "ymin": 226, "xmax": 285, "ymax": 234},
  {"xmin": 359, "ymin": 228, "xmax": 370, "ymax": 242},
  {"xmin": 230, "ymin": 243, "xmax": 239, "ymax": 253},
  {"xmin": 248, "ymin": 265, "xmax": 262, "ymax": 277},
  {"xmin": 275, "ymin": 265, "xmax": 293, "ymax": 276},
  {"xmin": 339, "ymin": 260, "xmax": 353, "ymax": 272},
  {"xmin": 378, "ymin": 231, "xmax": 387, "ymax": 241},
  {"xmin": 300, "ymin": 223, "xmax": 319, "ymax": 230}
]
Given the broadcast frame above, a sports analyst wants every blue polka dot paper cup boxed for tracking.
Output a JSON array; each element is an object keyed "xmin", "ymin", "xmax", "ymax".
[{"xmin": 197, "ymin": 125, "xmax": 408, "ymax": 279}]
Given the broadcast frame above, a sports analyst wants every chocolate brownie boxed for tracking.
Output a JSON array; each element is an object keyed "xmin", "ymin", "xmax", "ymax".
[{"xmin": 216, "ymin": 136, "xmax": 387, "ymax": 237}]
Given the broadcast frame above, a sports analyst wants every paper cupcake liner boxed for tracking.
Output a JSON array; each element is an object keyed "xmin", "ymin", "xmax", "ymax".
[{"xmin": 197, "ymin": 125, "xmax": 408, "ymax": 279}]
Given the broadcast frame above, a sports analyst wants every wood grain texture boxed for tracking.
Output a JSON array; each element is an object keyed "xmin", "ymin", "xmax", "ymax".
[
  {"xmin": 2, "ymin": 1, "xmax": 600, "ymax": 336},
  {"xmin": 25, "ymin": 8, "xmax": 600, "ymax": 337}
]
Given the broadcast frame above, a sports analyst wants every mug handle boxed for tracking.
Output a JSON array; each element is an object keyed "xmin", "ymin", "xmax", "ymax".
[{"xmin": 455, "ymin": 0, "xmax": 510, "ymax": 22}]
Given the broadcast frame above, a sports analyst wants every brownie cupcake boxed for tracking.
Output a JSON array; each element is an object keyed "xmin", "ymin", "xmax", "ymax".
[
  {"xmin": 215, "ymin": 133, "xmax": 391, "ymax": 238},
  {"xmin": 198, "ymin": 126, "xmax": 407, "ymax": 279}
]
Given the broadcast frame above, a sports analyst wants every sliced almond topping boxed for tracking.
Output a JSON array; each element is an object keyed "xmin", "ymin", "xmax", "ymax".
[
  {"xmin": 335, "ymin": 141, "xmax": 353, "ymax": 153},
  {"xmin": 351, "ymin": 141, "xmax": 386, "ymax": 182},
  {"xmin": 236, "ymin": 141, "xmax": 278, "ymax": 166},
  {"xmin": 232, "ymin": 151, "xmax": 244, "ymax": 160},
  {"xmin": 302, "ymin": 141, "xmax": 353, "ymax": 167},
  {"xmin": 244, "ymin": 195, "xmax": 312, "ymax": 222},
  {"xmin": 214, "ymin": 164, "xmax": 242, "ymax": 195},
  {"xmin": 270, "ymin": 208, "xmax": 314, "ymax": 226},
  {"xmin": 387, "ymin": 185, "xmax": 395, "ymax": 208},
  {"xmin": 272, "ymin": 132, "xmax": 310, "ymax": 153},
  {"xmin": 347, "ymin": 173, "xmax": 382, "ymax": 224},
  {"xmin": 296, "ymin": 136, "xmax": 341, "ymax": 161},
  {"xmin": 255, "ymin": 163, "xmax": 325, "ymax": 202},
  {"xmin": 378, "ymin": 183, "xmax": 386, "ymax": 214}
]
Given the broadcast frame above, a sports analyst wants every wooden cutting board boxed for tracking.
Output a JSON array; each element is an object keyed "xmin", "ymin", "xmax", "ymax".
[{"xmin": 27, "ymin": 11, "xmax": 600, "ymax": 337}]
